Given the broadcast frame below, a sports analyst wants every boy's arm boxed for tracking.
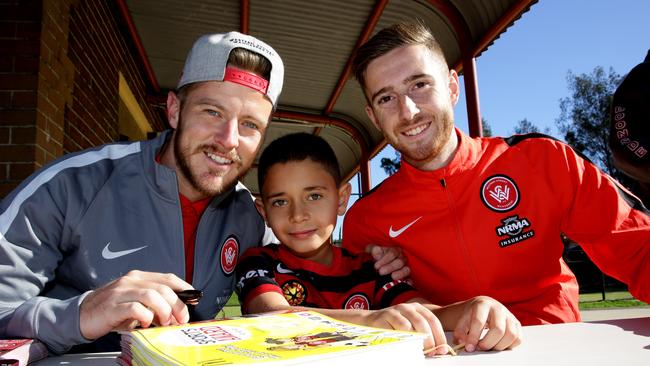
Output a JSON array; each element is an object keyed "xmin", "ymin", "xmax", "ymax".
[{"xmin": 408, "ymin": 296, "xmax": 522, "ymax": 352}]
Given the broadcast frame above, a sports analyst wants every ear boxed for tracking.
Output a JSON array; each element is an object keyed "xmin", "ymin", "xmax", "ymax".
[
  {"xmin": 337, "ymin": 183, "xmax": 352, "ymax": 216},
  {"xmin": 166, "ymin": 91, "xmax": 181, "ymax": 129},
  {"xmin": 448, "ymin": 69, "xmax": 460, "ymax": 107},
  {"xmin": 364, "ymin": 104, "xmax": 382, "ymax": 131},
  {"xmin": 255, "ymin": 198, "xmax": 268, "ymax": 223}
]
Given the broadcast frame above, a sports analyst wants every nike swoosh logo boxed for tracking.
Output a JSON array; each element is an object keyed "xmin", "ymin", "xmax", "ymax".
[
  {"xmin": 102, "ymin": 242, "xmax": 148, "ymax": 260},
  {"xmin": 389, "ymin": 216, "xmax": 422, "ymax": 238},
  {"xmin": 276, "ymin": 263, "xmax": 294, "ymax": 274}
]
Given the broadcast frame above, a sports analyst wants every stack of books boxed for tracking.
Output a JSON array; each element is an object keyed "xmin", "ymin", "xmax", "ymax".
[{"xmin": 118, "ymin": 310, "xmax": 426, "ymax": 365}]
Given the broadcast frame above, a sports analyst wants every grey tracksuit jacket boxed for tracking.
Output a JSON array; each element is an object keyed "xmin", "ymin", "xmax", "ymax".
[{"xmin": 0, "ymin": 130, "xmax": 268, "ymax": 354}]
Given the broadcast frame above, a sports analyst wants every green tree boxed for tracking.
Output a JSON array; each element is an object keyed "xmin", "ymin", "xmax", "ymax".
[
  {"xmin": 512, "ymin": 118, "xmax": 552, "ymax": 135},
  {"xmin": 482, "ymin": 118, "xmax": 492, "ymax": 137},
  {"xmin": 380, "ymin": 151, "xmax": 401, "ymax": 176},
  {"xmin": 556, "ymin": 67, "xmax": 623, "ymax": 177},
  {"xmin": 513, "ymin": 118, "xmax": 540, "ymax": 134}
]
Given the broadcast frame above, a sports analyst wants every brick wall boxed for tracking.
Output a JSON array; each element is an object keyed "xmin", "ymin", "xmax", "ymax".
[
  {"xmin": 65, "ymin": 0, "xmax": 164, "ymax": 153},
  {"xmin": 0, "ymin": 0, "xmax": 41, "ymax": 198},
  {"xmin": 37, "ymin": 0, "xmax": 74, "ymax": 165},
  {"xmin": 0, "ymin": 0, "xmax": 164, "ymax": 198}
]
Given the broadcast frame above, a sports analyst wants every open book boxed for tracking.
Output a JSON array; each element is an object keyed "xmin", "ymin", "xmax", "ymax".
[
  {"xmin": 0, "ymin": 339, "xmax": 48, "ymax": 366},
  {"xmin": 118, "ymin": 310, "xmax": 426, "ymax": 365}
]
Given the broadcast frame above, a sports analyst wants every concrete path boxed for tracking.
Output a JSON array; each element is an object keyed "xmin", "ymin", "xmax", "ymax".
[{"xmin": 580, "ymin": 307, "xmax": 650, "ymax": 321}]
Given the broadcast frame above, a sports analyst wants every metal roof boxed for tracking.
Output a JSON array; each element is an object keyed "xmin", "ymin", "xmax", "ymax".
[{"xmin": 121, "ymin": 0, "xmax": 537, "ymax": 194}]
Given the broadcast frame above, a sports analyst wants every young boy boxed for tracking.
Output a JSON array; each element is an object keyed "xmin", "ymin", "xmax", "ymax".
[{"xmin": 236, "ymin": 133, "xmax": 521, "ymax": 355}]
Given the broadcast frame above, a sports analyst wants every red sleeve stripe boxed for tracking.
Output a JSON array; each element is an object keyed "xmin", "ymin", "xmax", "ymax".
[{"xmin": 242, "ymin": 283, "xmax": 285, "ymax": 313}]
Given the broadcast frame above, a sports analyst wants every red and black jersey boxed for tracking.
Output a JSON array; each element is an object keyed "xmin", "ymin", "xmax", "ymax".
[
  {"xmin": 343, "ymin": 129, "xmax": 650, "ymax": 326},
  {"xmin": 235, "ymin": 244, "xmax": 419, "ymax": 312}
]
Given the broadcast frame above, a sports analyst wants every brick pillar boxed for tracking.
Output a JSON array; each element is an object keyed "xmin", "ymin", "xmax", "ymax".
[
  {"xmin": 0, "ymin": 0, "xmax": 76, "ymax": 199},
  {"xmin": 36, "ymin": 0, "xmax": 75, "ymax": 166},
  {"xmin": 0, "ymin": 0, "xmax": 42, "ymax": 198}
]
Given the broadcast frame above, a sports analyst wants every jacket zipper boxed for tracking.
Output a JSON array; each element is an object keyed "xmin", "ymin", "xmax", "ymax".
[{"xmin": 440, "ymin": 178, "xmax": 482, "ymax": 294}]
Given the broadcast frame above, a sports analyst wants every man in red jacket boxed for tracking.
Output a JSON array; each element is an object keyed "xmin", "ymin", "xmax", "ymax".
[{"xmin": 343, "ymin": 21, "xmax": 650, "ymax": 327}]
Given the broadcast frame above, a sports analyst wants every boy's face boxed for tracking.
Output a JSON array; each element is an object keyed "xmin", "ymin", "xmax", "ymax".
[{"xmin": 257, "ymin": 159, "xmax": 351, "ymax": 262}]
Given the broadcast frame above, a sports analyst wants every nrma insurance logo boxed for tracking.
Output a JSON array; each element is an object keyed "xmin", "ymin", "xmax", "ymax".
[{"xmin": 495, "ymin": 215, "xmax": 535, "ymax": 248}]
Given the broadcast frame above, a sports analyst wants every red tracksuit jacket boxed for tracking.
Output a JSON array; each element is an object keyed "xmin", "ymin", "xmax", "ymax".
[{"xmin": 343, "ymin": 129, "xmax": 650, "ymax": 325}]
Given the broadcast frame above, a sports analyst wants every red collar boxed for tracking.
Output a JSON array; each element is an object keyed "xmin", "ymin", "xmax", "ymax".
[{"xmin": 399, "ymin": 128, "xmax": 484, "ymax": 181}]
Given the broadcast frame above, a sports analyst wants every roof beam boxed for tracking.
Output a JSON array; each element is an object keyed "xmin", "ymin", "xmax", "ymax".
[
  {"xmin": 115, "ymin": 0, "xmax": 160, "ymax": 93},
  {"xmin": 316, "ymin": 0, "xmax": 388, "ymax": 192},
  {"xmin": 447, "ymin": 0, "xmax": 537, "ymax": 137},
  {"xmin": 465, "ymin": 0, "xmax": 537, "ymax": 62},
  {"xmin": 240, "ymin": 0, "xmax": 249, "ymax": 34},
  {"xmin": 323, "ymin": 0, "xmax": 389, "ymax": 115},
  {"xmin": 426, "ymin": 0, "xmax": 483, "ymax": 137}
]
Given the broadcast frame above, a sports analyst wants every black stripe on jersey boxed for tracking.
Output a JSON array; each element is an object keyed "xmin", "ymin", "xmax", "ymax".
[
  {"xmin": 355, "ymin": 180, "xmax": 386, "ymax": 201},
  {"xmin": 378, "ymin": 281, "xmax": 417, "ymax": 309},
  {"xmin": 235, "ymin": 249, "xmax": 279, "ymax": 302},
  {"xmin": 287, "ymin": 261, "xmax": 379, "ymax": 292},
  {"xmin": 373, "ymin": 273, "xmax": 409, "ymax": 308},
  {"xmin": 503, "ymin": 132, "xmax": 558, "ymax": 146}
]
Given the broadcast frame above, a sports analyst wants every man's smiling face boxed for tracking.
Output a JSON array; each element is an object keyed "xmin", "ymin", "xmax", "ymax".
[
  {"xmin": 166, "ymin": 78, "xmax": 272, "ymax": 199},
  {"xmin": 363, "ymin": 44, "xmax": 459, "ymax": 171}
]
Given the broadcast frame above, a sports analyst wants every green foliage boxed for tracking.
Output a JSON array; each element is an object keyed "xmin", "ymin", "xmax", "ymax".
[
  {"xmin": 556, "ymin": 67, "xmax": 623, "ymax": 177},
  {"xmin": 511, "ymin": 118, "xmax": 552, "ymax": 136},
  {"xmin": 482, "ymin": 118, "xmax": 493, "ymax": 137},
  {"xmin": 380, "ymin": 151, "xmax": 401, "ymax": 176}
]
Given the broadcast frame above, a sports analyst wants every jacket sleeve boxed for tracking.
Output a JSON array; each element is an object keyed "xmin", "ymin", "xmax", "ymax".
[
  {"xmin": 556, "ymin": 141, "xmax": 650, "ymax": 302},
  {"xmin": 0, "ymin": 175, "xmax": 91, "ymax": 354}
]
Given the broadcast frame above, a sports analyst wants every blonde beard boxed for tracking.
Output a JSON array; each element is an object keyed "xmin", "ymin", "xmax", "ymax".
[{"xmin": 173, "ymin": 117, "xmax": 251, "ymax": 197}]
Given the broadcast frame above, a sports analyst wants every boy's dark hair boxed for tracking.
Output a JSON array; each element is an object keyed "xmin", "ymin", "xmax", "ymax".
[
  {"xmin": 352, "ymin": 20, "xmax": 446, "ymax": 95},
  {"xmin": 257, "ymin": 133, "xmax": 342, "ymax": 194}
]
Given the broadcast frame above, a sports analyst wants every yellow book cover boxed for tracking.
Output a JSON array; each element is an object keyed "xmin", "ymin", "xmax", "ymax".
[{"xmin": 119, "ymin": 310, "xmax": 426, "ymax": 365}]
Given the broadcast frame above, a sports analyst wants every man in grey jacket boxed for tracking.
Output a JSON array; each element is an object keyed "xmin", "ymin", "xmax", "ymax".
[{"xmin": 0, "ymin": 31, "xmax": 284, "ymax": 353}]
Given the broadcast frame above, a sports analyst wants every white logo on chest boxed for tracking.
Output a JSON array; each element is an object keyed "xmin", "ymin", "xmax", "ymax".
[
  {"xmin": 388, "ymin": 216, "xmax": 422, "ymax": 238},
  {"xmin": 101, "ymin": 242, "xmax": 148, "ymax": 259}
]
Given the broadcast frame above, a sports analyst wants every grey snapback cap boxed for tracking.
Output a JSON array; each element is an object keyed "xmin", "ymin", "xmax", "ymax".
[{"xmin": 177, "ymin": 31, "xmax": 284, "ymax": 108}]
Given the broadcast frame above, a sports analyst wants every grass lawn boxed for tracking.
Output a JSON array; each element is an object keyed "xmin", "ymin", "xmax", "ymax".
[
  {"xmin": 579, "ymin": 291, "xmax": 649, "ymax": 310},
  {"xmin": 217, "ymin": 295, "xmax": 243, "ymax": 318}
]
